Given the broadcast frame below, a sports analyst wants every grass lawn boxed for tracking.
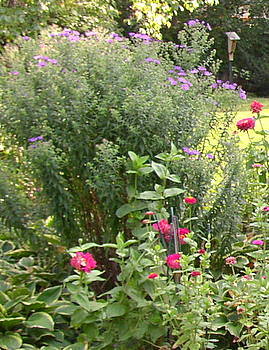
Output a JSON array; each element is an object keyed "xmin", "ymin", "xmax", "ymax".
[{"xmin": 234, "ymin": 96, "xmax": 269, "ymax": 147}]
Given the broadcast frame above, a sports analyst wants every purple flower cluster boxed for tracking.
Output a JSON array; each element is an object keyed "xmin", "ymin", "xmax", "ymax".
[
  {"xmin": 50, "ymin": 29, "xmax": 81, "ymax": 42},
  {"xmin": 186, "ymin": 19, "xmax": 212, "ymax": 31},
  {"xmin": 84, "ymin": 31, "xmax": 98, "ymax": 38},
  {"xmin": 129, "ymin": 32, "xmax": 152, "ymax": 42},
  {"xmin": 22, "ymin": 36, "xmax": 30, "ymax": 41},
  {"xmin": 145, "ymin": 57, "xmax": 160, "ymax": 64},
  {"xmin": 211, "ymin": 80, "xmax": 247, "ymax": 100},
  {"xmin": 167, "ymin": 65, "xmax": 194, "ymax": 90},
  {"xmin": 28, "ymin": 136, "xmax": 43, "ymax": 143},
  {"xmin": 33, "ymin": 55, "xmax": 58, "ymax": 67},
  {"xmin": 183, "ymin": 147, "xmax": 215, "ymax": 159},
  {"xmin": 107, "ymin": 32, "xmax": 124, "ymax": 43}
]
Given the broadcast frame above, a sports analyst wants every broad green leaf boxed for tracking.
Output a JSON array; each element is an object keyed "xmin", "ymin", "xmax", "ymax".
[
  {"xmin": 0, "ymin": 317, "xmax": 25, "ymax": 329},
  {"xmin": 37, "ymin": 286, "xmax": 62, "ymax": 305},
  {"xmin": 25, "ymin": 312, "xmax": 54, "ymax": 331},
  {"xmin": 225, "ymin": 322, "xmax": 243, "ymax": 337},
  {"xmin": 72, "ymin": 294, "xmax": 108, "ymax": 312},
  {"xmin": 151, "ymin": 161, "xmax": 169, "ymax": 179},
  {"xmin": 137, "ymin": 191, "xmax": 164, "ymax": 200},
  {"xmin": 167, "ymin": 174, "xmax": 181, "ymax": 183},
  {"xmin": 211, "ymin": 315, "xmax": 228, "ymax": 330},
  {"xmin": 55, "ymin": 303, "xmax": 78, "ymax": 315},
  {"xmin": 116, "ymin": 201, "xmax": 148, "ymax": 218},
  {"xmin": 163, "ymin": 187, "xmax": 185, "ymax": 198},
  {"xmin": 128, "ymin": 151, "xmax": 138, "ymax": 163},
  {"xmin": 106, "ymin": 303, "xmax": 126, "ymax": 317},
  {"xmin": 139, "ymin": 166, "xmax": 153, "ymax": 175},
  {"xmin": 68, "ymin": 242, "xmax": 100, "ymax": 252},
  {"xmin": 0, "ymin": 333, "xmax": 22, "ymax": 350}
]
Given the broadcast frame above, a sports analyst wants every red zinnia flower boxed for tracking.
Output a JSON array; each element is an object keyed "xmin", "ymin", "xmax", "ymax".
[
  {"xmin": 70, "ymin": 252, "xmax": 97, "ymax": 273},
  {"xmin": 250, "ymin": 100, "xmax": 264, "ymax": 114},
  {"xmin": 198, "ymin": 249, "xmax": 206, "ymax": 255},
  {"xmin": 145, "ymin": 211, "xmax": 155, "ymax": 216},
  {"xmin": 166, "ymin": 253, "xmax": 181, "ymax": 269},
  {"xmin": 184, "ymin": 196, "xmax": 197, "ymax": 204},
  {"xmin": 148, "ymin": 273, "xmax": 159, "ymax": 279},
  {"xmin": 236, "ymin": 117, "xmax": 255, "ymax": 131}
]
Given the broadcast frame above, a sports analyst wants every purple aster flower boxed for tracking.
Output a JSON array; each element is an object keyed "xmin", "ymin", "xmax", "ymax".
[
  {"xmin": 168, "ymin": 77, "xmax": 178, "ymax": 85},
  {"xmin": 181, "ymin": 84, "xmax": 190, "ymax": 90},
  {"xmin": 187, "ymin": 19, "xmax": 199, "ymax": 27},
  {"xmin": 179, "ymin": 44, "xmax": 187, "ymax": 49},
  {"xmin": 10, "ymin": 71, "xmax": 19, "ymax": 75},
  {"xmin": 183, "ymin": 147, "xmax": 191, "ymax": 154},
  {"xmin": 107, "ymin": 39, "xmax": 114, "ymax": 43},
  {"xmin": 174, "ymin": 66, "xmax": 182, "ymax": 71},
  {"xmin": 145, "ymin": 57, "xmax": 154, "ymax": 62},
  {"xmin": 22, "ymin": 36, "xmax": 30, "ymax": 40},
  {"xmin": 49, "ymin": 33, "xmax": 56, "ymax": 37},
  {"xmin": 178, "ymin": 77, "xmax": 188, "ymax": 84},
  {"xmin": 211, "ymin": 83, "xmax": 218, "ymax": 89},
  {"xmin": 239, "ymin": 89, "xmax": 247, "ymax": 100},
  {"xmin": 68, "ymin": 36, "xmax": 80, "ymax": 42},
  {"xmin": 189, "ymin": 68, "xmax": 199, "ymax": 74},
  {"xmin": 169, "ymin": 70, "xmax": 175, "ymax": 73},
  {"xmin": 198, "ymin": 66, "xmax": 207, "ymax": 71},
  {"xmin": 216, "ymin": 79, "xmax": 222, "ymax": 84},
  {"xmin": 30, "ymin": 144, "xmax": 37, "ymax": 149},
  {"xmin": 178, "ymin": 71, "xmax": 187, "ymax": 76},
  {"xmin": 33, "ymin": 55, "xmax": 43, "ymax": 60},
  {"xmin": 203, "ymin": 71, "xmax": 212, "ymax": 76},
  {"xmin": 207, "ymin": 153, "xmax": 214, "ymax": 159},
  {"xmin": 28, "ymin": 136, "xmax": 43, "ymax": 142},
  {"xmin": 189, "ymin": 149, "xmax": 200, "ymax": 155},
  {"xmin": 47, "ymin": 59, "xmax": 56, "ymax": 64},
  {"xmin": 37, "ymin": 61, "xmax": 48, "ymax": 67},
  {"xmin": 153, "ymin": 59, "xmax": 160, "ymax": 64},
  {"xmin": 85, "ymin": 31, "xmax": 98, "ymax": 37}
]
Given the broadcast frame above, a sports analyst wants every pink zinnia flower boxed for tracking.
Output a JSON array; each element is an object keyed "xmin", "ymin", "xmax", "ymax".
[
  {"xmin": 236, "ymin": 117, "xmax": 255, "ymax": 131},
  {"xmin": 70, "ymin": 252, "xmax": 97, "ymax": 273},
  {"xmin": 263, "ymin": 206, "xmax": 269, "ymax": 212},
  {"xmin": 190, "ymin": 271, "xmax": 201, "ymax": 277},
  {"xmin": 225, "ymin": 256, "xmax": 237, "ymax": 265},
  {"xmin": 242, "ymin": 275, "xmax": 252, "ymax": 280},
  {"xmin": 252, "ymin": 239, "xmax": 264, "ymax": 246},
  {"xmin": 145, "ymin": 211, "xmax": 155, "ymax": 216},
  {"xmin": 178, "ymin": 227, "xmax": 190, "ymax": 244},
  {"xmin": 198, "ymin": 249, "xmax": 206, "ymax": 255},
  {"xmin": 250, "ymin": 100, "xmax": 264, "ymax": 114},
  {"xmin": 153, "ymin": 219, "xmax": 171, "ymax": 241},
  {"xmin": 148, "ymin": 273, "xmax": 159, "ymax": 279},
  {"xmin": 262, "ymin": 275, "xmax": 267, "ymax": 279},
  {"xmin": 166, "ymin": 253, "xmax": 181, "ymax": 269},
  {"xmin": 184, "ymin": 196, "xmax": 197, "ymax": 204}
]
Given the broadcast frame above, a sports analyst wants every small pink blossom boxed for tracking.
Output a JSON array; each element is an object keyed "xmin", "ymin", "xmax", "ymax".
[
  {"xmin": 252, "ymin": 239, "xmax": 264, "ymax": 246},
  {"xmin": 190, "ymin": 271, "xmax": 201, "ymax": 277},
  {"xmin": 262, "ymin": 275, "xmax": 267, "ymax": 279},
  {"xmin": 225, "ymin": 256, "xmax": 237, "ymax": 265},
  {"xmin": 184, "ymin": 196, "xmax": 197, "ymax": 204},
  {"xmin": 242, "ymin": 275, "xmax": 252, "ymax": 280},
  {"xmin": 198, "ymin": 249, "xmax": 206, "ymax": 255},
  {"xmin": 252, "ymin": 163, "xmax": 264, "ymax": 168},
  {"xmin": 70, "ymin": 252, "xmax": 97, "ymax": 273},
  {"xmin": 145, "ymin": 211, "xmax": 155, "ymax": 216},
  {"xmin": 263, "ymin": 206, "xmax": 269, "ymax": 212},
  {"xmin": 148, "ymin": 273, "xmax": 159, "ymax": 279},
  {"xmin": 153, "ymin": 219, "xmax": 171, "ymax": 241},
  {"xmin": 166, "ymin": 253, "xmax": 181, "ymax": 269}
]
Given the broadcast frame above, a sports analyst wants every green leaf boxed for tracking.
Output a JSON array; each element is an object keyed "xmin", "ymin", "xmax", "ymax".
[
  {"xmin": 151, "ymin": 161, "xmax": 169, "ymax": 179},
  {"xmin": 0, "ymin": 317, "xmax": 25, "ymax": 329},
  {"xmin": 106, "ymin": 303, "xmax": 126, "ymax": 318},
  {"xmin": 0, "ymin": 333, "xmax": 23, "ymax": 350},
  {"xmin": 55, "ymin": 303, "xmax": 78, "ymax": 315},
  {"xmin": 72, "ymin": 294, "xmax": 108, "ymax": 312},
  {"xmin": 225, "ymin": 322, "xmax": 243, "ymax": 337},
  {"xmin": 25, "ymin": 312, "xmax": 54, "ymax": 331},
  {"xmin": 163, "ymin": 187, "xmax": 185, "ymax": 198},
  {"xmin": 116, "ymin": 201, "xmax": 148, "ymax": 218},
  {"xmin": 63, "ymin": 343, "xmax": 86, "ymax": 350},
  {"xmin": 128, "ymin": 151, "xmax": 138, "ymax": 163},
  {"xmin": 37, "ymin": 286, "xmax": 62, "ymax": 305},
  {"xmin": 211, "ymin": 315, "xmax": 228, "ymax": 330},
  {"xmin": 137, "ymin": 191, "xmax": 164, "ymax": 200},
  {"xmin": 68, "ymin": 242, "xmax": 100, "ymax": 252},
  {"xmin": 167, "ymin": 174, "xmax": 181, "ymax": 183}
]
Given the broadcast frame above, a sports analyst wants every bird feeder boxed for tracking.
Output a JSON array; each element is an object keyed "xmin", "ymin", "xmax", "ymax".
[{"xmin": 225, "ymin": 32, "xmax": 240, "ymax": 82}]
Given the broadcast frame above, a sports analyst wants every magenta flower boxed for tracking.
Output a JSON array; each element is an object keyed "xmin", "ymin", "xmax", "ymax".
[
  {"xmin": 242, "ymin": 275, "xmax": 252, "ymax": 280},
  {"xmin": 153, "ymin": 219, "xmax": 171, "ymax": 241},
  {"xmin": 70, "ymin": 252, "xmax": 97, "ymax": 273},
  {"xmin": 250, "ymin": 100, "xmax": 264, "ymax": 114},
  {"xmin": 148, "ymin": 273, "xmax": 159, "ymax": 279},
  {"xmin": 252, "ymin": 163, "xmax": 263, "ymax": 168},
  {"xmin": 166, "ymin": 253, "xmax": 181, "ymax": 269},
  {"xmin": 252, "ymin": 240, "xmax": 264, "ymax": 246},
  {"xmin": 198, "ymin": 249, "xmax": 206, "ymax": 255},
  {"xmin": 263, "ymin": 206, "xmax": 269, "ymax": 212},
  {"xmin": 184, "ymin": 196, "xmax": 197, "ymax": 204},
  {"xmin": 236, "ymin": 117, "xmax": 255, "ymax": 131}
]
